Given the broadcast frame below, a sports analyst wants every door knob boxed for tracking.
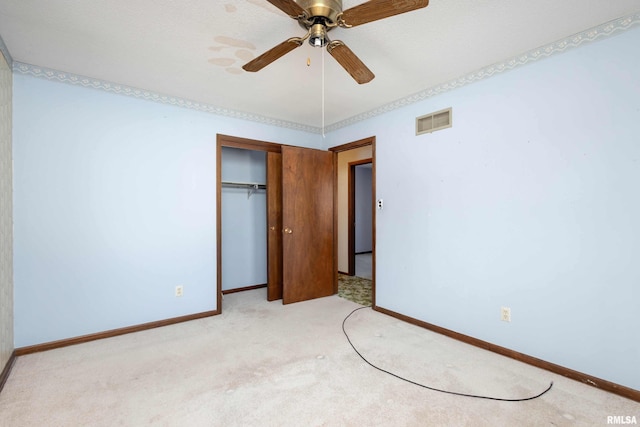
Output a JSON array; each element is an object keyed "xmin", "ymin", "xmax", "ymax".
[
  {"xmin": 270, "ymin": 226, "xmax": 275, "ymax": 231},
  {"xmin": 284, "ymin": 227, "xmax": 293, "ymax": 234}
]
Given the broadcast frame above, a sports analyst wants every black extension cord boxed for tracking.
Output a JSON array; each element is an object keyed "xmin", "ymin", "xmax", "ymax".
[{"xmin": 342, "ymin": 306, "xmax": 553, "ymax": 402}]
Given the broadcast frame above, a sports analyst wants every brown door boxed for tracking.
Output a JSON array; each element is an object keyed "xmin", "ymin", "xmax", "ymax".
[
  {"xmin": 266, "ymin": 151, "xmax": 283, "ymax": 301},
  {"xmin": 282, "ymin": 146, "xmax": 335, "ymax": 304}
]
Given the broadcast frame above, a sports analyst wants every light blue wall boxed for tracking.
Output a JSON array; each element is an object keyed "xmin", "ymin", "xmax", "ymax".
[
  {"xmin": 221, "ymin": 147, "xmax": 267, "ymax": 291},
  {"xmin": 324, "ymin": 27, "xmax": 640, "ymax": 390},
  {"xmin": 13, "ymin": 74, "xmax": 321, "ymax": 347}
]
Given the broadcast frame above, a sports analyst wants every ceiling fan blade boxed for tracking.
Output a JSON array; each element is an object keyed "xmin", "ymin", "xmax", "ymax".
[
  {"xmin": 265, "ymin": 0, "xmax": 306, "ymax": 18},
  {"xmin": 340, "ymin": 0, "xmax": 429, "ymax": 27},
  {"xmin": 243, "ymin": 38, "xmax": 303, "ymax": 72},
  {"xmin": 327, "ymin": 41, "xmax": 375, "ymax": 84}
]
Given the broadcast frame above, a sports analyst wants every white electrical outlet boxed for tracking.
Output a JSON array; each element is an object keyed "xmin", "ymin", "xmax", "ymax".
[
  {"xmin": 175, "ymin": 285, "xmax": 184, "ymax": 297},
  {"xmin": 501, "ymin": 307, "xmax": 511, "ymax": 322}
]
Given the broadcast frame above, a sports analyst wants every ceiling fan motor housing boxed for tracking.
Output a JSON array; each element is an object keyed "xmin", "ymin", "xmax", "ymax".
[{"xmin": 298, "ymin": 0, "xmax": 342, "ymax": 24}]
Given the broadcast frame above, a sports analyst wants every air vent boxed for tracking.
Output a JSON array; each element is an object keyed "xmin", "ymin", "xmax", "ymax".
[{"xmin": 416, "ymin": 108, "xmax": 452, "ymax": 135}]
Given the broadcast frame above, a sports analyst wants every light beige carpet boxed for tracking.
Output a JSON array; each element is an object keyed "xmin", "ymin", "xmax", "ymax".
[{"xmin": 1, "ymin": 289, "xmax": 637, "ymax": 426}]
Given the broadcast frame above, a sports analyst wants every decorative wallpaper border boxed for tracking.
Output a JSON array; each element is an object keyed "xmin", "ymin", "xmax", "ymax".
[
  {"xmin": 10, "ymin": 11, "xmax": 640, "ymax": 135},
  {"xmin": 325, "ymin": 11, "xmax": 640, "ymax": 132},
  {"xmin": 12, "ymin": 62, "xmax": 322, "ymax": 134}
]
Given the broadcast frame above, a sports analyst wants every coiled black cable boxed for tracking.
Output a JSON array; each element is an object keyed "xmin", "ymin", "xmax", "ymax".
[{"xmin": 342, "ymin": 306, "xmax": 553, "ymax": 402}]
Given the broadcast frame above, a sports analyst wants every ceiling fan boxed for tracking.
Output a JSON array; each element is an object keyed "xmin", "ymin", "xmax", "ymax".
[{"xmin": 242, "ymin": 0, "xmax": 429, "ymax": 84}]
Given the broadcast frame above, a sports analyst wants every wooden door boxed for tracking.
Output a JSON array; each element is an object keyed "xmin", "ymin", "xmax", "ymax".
[
  {"xmin": 266, "ymin": 151, "xmax": 283, "ymax": 301},
  {"xmin": 282, "ymin": 146, "xmax": 335, "ymax": 304}
]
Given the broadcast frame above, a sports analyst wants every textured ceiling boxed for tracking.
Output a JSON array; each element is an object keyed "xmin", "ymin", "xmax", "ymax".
[{"xmin": 1, "ymin": 0, "xmax": 639, "ymax": 130}]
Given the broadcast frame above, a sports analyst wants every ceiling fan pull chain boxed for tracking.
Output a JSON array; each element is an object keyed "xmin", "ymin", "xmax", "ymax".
[{"xmin": 322, "ymin": 45, "xmax": 326, "ymax": 136}]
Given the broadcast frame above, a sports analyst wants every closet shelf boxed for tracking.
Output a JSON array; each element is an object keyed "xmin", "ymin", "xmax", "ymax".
[{"xmin": 222, "ymin": 181, "xmax": 266, "ymax": 199}]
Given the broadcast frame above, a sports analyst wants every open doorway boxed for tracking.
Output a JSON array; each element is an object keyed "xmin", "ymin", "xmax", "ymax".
[
  {"xmin": 329, "ymin": 137, "xmax": 376, "ymax": 308},
  {"xmin": 349, "ymin": 160, "xmax": 372, "ymax": 280}
]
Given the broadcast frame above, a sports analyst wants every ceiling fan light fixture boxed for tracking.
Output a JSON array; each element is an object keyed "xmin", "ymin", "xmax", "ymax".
[{"xmin": 308, "ymin": 23, "xmax": 328, "ymax": 47}]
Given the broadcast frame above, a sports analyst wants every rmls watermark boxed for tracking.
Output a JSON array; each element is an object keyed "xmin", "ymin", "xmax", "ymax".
[{"xmin": 607, "ymin": 415, "xmax": 638, "ymax": 425}]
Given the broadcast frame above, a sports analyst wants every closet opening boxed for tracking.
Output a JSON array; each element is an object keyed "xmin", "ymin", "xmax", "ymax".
[
  {"xmin": 216, "ymin": 134, "xmax": 336, "ymax": 313},
  {"xmin": 217, "ymin": 135, "xmax": 282, "ymax": 312},
  {"xmin": 220, "ymin": 147, "xmax": 268, "ymax": 296}
]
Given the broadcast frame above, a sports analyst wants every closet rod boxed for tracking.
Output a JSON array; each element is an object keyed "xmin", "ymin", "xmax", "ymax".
[
  {"xmin": 221, "ymin": 181, "xmax": 266, "ymax": 190},
  {"xmin": 222, "ymin": 181, "xmax": 266, "ymax": 199}
]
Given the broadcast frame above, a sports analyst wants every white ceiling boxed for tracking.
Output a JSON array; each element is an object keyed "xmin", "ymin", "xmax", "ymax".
[{"xmin": 1, "ymin": 0, "xmax": 639, "ymax": 130}]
